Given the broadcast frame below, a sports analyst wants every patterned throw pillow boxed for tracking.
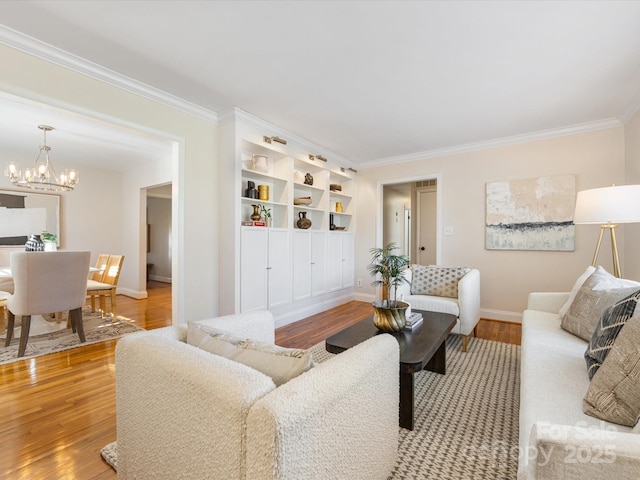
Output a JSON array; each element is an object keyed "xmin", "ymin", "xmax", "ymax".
[
  {"xmin": 584, "ymin": 316, "xmax": 640, "ymax": 427},
  {"xmin": 584, "ymin": 289, "xmax": 640, "ymax": 380},
  {"xmin": 410, "ymin": 265, "xmax": 470, "ymax": 298},
  {"xmin": 561, "ymin": 266, "xmax": 640, "ymax": 341}
]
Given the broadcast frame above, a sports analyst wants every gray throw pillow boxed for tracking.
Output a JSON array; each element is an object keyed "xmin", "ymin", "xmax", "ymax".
[
  {"xmin": 561, "ymin": 266, "xmax": 640, "ymax": 341},
  {"xmin": 187, "ymin": 322, "xmax": 314, "ymax": 386},
  {"xmin": 584, "ymin": 289, "xmax": 640, "ymax": 380},
  {"xmin": 583, "ymin": 316, "xmax": 640, "ymax": 427}
]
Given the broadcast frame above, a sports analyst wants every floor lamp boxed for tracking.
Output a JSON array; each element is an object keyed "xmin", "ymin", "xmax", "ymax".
[{"xmin": 573, "ymin": 184, "xmax": 640, "ymax": 278}]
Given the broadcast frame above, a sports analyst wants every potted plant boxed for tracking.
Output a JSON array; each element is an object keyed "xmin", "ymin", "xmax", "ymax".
[
  {"xmin": 41, "ymin": 231, "xmax": 57, "ymax": 251},
  {"xmin": 260, "ymin": 205, "xmax": 272, "ymax": 227},
  {"xmin": 367, "ymin": 242, "xmax": 410, "ymax": 332}
]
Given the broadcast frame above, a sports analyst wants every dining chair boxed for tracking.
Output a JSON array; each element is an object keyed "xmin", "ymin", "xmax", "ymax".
[
  {"xmin": 87, "ymin": 254, "xmax": 124, "ymax": 319},
  {"xmin": 5, "ymin": 251, "xmax": 91, "ymax": 357},
  {"xmin": 57, "ymin": 253, "xmax": 110, "ymax": 325}
]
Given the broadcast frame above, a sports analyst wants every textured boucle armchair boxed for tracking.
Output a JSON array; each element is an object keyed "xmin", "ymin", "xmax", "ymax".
[{"xmin": 115, "ymin": 310, "xmax": 399, "ymax": 480}]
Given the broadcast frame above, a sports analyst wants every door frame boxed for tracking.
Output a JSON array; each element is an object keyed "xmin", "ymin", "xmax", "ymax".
[{"xmin": 376, "ymin": 174, "xmax": 442, "ymax": 264}]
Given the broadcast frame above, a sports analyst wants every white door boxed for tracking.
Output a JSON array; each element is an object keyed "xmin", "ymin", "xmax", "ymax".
[
  {"xmin": 311, "ymin": 231, "xmax": 327, "ymax": 296},
  {"xmin": 240, "ymin": 227, "xmax": 268, "ymax": 312},
  {"xmin": 416, "ymin": 189, "xmax": 437, "ymax": 266},
  {"xmin": 292, "ymin": 230, "xmax": 312, "ymax": 302},
  {"xmin": 267, "ymin": 228, "xmax": 291, "ymax": 308}
]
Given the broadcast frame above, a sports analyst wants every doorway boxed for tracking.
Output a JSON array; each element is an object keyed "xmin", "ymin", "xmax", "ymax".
[
  {"xmin": 146, "ymin": 184, "xmax": 173, "ymax": 287},
  {"xmin": 380, "ymin": 177, "xmax": 439, "ymax": 265}
]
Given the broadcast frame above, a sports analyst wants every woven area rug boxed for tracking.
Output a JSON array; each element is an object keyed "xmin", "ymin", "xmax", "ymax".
[
  {"xmin": 0, "ymin": 306, "xmax": 144, "ymax": 365},
  {"xmin": 101, "ymin": 335, "xmax": 520, "ymax": 479}
]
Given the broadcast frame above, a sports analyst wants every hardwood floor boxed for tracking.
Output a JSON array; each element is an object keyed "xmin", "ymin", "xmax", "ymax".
[{"xmin": 0, "ymin": 284, "xmax": 521, "ymax": 479}]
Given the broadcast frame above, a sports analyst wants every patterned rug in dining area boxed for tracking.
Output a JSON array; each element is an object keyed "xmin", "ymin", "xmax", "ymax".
[
  {"xmin": 102, "ymin": 335, "xmax": 520, "ymax": 479},
  {"xmin": 0, "ymin": 306, "xmax": 144, "ymax": 364}
]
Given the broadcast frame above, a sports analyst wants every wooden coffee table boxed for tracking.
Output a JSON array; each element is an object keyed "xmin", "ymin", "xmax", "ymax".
[{"xmin": 325, "ymin": 309, "xmax": 456, "ymax": 430}]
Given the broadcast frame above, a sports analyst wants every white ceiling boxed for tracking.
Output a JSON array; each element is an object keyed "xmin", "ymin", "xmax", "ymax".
[{"xmin": 1, "ymin": 0, "xmax": 640, "ymax": 168}]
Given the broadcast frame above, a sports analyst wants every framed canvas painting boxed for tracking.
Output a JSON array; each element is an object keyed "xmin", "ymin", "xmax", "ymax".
[
  {"xmin": 0, "ymin": 189, "xmax": 60, "ymax": 246},
  {"xmin": 485, "ymin": 174, "xmax": 575, "ymax": 251}
]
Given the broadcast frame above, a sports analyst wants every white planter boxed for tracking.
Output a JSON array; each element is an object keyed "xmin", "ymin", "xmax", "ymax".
[{"xmin": 44, "ymin": 242, "xmax": 57, "ymax": 252}]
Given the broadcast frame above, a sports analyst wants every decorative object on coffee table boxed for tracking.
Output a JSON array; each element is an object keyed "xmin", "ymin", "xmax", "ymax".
[{"xmin": 368, "ymin": 242, "xmax": 410, "ymax": 332}]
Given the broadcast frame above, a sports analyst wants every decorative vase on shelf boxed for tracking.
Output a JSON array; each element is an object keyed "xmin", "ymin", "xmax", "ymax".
[
  {"xmin": 250, "ymin": 205, "xmax": 261, "ymax": 221},
  {"xmin": 296, "ymin": 211, "xmax": 312, "ymax": 229},
  {"xmin": 25, "ymin": 234, "xmax": 44, "ymax": 252}
]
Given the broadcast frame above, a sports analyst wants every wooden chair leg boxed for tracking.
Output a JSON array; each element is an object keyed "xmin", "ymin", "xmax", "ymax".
[
  {"xmin": 5, "ymin": 311, "xmax": 15, "ymax": 347},
  {"xmin": 462, "ymin": 334, "xmax": 469, "ymax": 353},
  {"xmin": 18, "ymin": 315, "xmax": 31, "ymax": 357},
  {"xmin": 110, "ymin": 288, "xmax": 117, "ymax": 319},
  {"xmin": 69, "ymin": 307, "xmax": 85, "ymax": 343},
  {"xmin": 90, "ymin": 293, "xmax": 97, "ymax": 313},
  {"xmin": 99, "ymin": 294, "xmax": 107, "ymax": 318}
]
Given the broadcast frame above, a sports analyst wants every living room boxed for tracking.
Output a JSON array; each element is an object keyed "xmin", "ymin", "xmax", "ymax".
[{"xmin": 1, "ymin": 1, "xmax": 640, "ymax": 478}]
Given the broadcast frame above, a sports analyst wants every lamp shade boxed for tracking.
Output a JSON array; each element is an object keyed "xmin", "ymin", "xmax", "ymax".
[{"xmin": 574, "ymin": 185, "xmax": 640, "ymax": 225}]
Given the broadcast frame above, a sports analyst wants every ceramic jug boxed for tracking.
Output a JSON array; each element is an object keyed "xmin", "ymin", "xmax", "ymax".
[
  {"xmin": 296, "ymin": 211, "xmax": 312, "ymax": 229},
  {"xmin": 250, "ymin": 205, "xmax": 261, "ymax": 221}
]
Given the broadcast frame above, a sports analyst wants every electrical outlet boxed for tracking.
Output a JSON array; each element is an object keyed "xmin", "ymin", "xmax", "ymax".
[
  {"xmin": 444, "ymin": 226, "xmax": 454, "ymax": 236},
  {"xmin": 357, "ymin": 278, "xmax": 362, "ymax": 287}
]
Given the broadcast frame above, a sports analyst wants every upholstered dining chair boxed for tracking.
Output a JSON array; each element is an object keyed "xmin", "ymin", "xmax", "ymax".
[
  {"xmin": 86, "ymin": 255, "xmax": 124, "ymax": 320},
  {"xmin": 5, "ymin": 251, "xmax": 91, "ymax": 357}
]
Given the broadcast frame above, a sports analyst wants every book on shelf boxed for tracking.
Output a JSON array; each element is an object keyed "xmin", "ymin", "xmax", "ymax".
[{"xmin": 241, "ymin": 221, "xmax": 266, "ymax": 226}]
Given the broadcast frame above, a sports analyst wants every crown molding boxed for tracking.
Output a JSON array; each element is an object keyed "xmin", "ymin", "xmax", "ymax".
[
  {"xmin": 0, "ymin": 25, "xmax": 218, "ymax": 123},
  {"xmin": 218, "ymin": 106, "xmax": 356, "ymax": 168},
  {"xmin": 361, "ymin": 118, "xmax": 623, "ymax": 168}
]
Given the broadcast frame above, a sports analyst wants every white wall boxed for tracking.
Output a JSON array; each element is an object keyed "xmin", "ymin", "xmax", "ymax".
[
  {"xmin": 624, "ymin": 108, "xmax": 640, "ymax": 281},
  {"xmin": 0, "ymin": 44, "xmax": 218, "ymax": 323},
  {"xmin": 355, "ymin": 127, "xmax": 627, "ymax": 321},
  {"xmin": 382, "ymin": 186, "xmax": 410, "ymax": 253}
]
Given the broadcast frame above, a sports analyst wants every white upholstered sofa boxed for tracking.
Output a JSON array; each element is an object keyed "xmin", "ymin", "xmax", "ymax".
[
  {"xmin": 519, "ymin": 290, "xmax": 640, "ymax": 479},
  {"xmin": 397, "ymin": 266, "xmax": 481, "ymax": 351},
  {"xmin": 115, "ymin": 310, "xmax": 399, "ymax": 480}
]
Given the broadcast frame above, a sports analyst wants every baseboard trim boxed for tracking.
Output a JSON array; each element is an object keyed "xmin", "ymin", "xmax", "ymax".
[
  {"xmin": 480, "ymin": 308, "xmax": 522, "ymax": 324},
  {"xmin": 149, "ymin": 275, "xmax": 172, "ymax": 283},
  {"xmin": 118, "ymin": 287, "xmax": 148, "ymax": 300}
]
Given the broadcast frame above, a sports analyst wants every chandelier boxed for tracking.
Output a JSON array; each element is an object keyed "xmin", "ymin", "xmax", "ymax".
[{"xmin": 5, "ymin": 125, "xmax": 79, "ymax": 192}]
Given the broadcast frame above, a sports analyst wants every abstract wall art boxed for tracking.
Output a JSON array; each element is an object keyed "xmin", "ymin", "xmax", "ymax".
[{"xmin": 485, "ymin": 174, "xmax": 575, "ymax": 251}]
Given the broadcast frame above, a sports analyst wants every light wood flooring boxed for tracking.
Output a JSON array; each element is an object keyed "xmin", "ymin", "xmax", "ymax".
[{"xmin": 0, "ymin": 282, "xmax": 521, "ymax": 479}]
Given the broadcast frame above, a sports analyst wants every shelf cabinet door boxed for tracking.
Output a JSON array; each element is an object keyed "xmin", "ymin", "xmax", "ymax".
[
  {"xmin": 241, "ymin": 227, "xmax": 291, "ymax": 312},
  {"xmin": 311, "ymin": 231, "xmax": 327, "ymax": 296},
  {"xmin": 267, "ymin": 228, "xmax": 291, "ymax": 309},
  {"xmin": 292, "ymin": 230, "xmax": 312, "ymax": 302},
  {"xmin": 340, "ymin": 232, "xmax": 354, "ymax": 288},
  {"xmin": 240, "ymin": 227, "xmax": 268, "ymax": 312},
  {"xmin": 327, "ymin": 232, "xmax": 353, "ymax": 292}
]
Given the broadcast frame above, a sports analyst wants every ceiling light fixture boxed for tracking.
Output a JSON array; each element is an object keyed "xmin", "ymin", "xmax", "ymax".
[
  {"xmin": 5, "ymin": 125, "xmax": 79, "ymax": 192},
  {"xmin": 263, "ymin": 135, "xmax": 287, "ymax": 145}
]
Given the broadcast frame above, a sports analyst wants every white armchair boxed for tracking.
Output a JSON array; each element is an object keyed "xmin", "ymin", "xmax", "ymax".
[
  {"xmin": 397, "ymin": 266, "xmax": 481, "ymax": 352},
  {"xmin": 116, "ymin": 311, "xmax": 399, "ymax": 480}
]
